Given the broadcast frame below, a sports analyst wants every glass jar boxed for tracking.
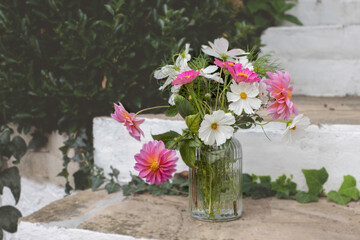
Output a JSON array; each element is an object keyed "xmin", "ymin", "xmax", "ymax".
[{"xmin": 189, "ymin": 137, "xmax": 242, "ymax": 222}]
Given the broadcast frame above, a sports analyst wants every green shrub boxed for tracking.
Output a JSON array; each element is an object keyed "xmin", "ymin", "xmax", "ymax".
[
  {"xmin": 0, "ymin": 0, "xmax": 300, "ymax": 192},
  {"xmin": 0, "ymin": 0, "xmax": 300, "ymax": 135}
]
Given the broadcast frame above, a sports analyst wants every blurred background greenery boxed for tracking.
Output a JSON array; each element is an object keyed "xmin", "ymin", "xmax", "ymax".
[{"xmin": 0, "ymin": 0, "xmax": 300, "ymax": 191}]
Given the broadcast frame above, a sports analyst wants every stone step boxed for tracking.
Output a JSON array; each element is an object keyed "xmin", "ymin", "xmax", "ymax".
[
  {"xmin": 283, "ymin": 0, "xmax": 360, "ymax": 26},
  {"xmin": 93, "ymin": 96, "xmax": 360, "ymax": 191},
  {"xmin": 261, "ymin": 25, "xmax": 360, "ymax": 96},
  {"xmin": 20, "ymin": 190, "xmax": 360, "ymax": 240}
]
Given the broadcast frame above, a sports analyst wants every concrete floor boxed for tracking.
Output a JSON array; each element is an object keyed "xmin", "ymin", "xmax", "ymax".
[{"xmin": 22, "ymin": 189, "xmax": 360, "ymax": 240}]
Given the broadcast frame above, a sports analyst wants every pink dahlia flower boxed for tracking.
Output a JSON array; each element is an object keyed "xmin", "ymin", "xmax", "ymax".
[
  {"xmin": 134, "ymin": 140, "xmax": 178, "ymax": 185},
  {"xmin": 228, "ymin": 63, "xmax": 260, "ymax": 83},
  {"xmin": 263, "ymin": 71, "xmax": 298, "ymax": 121},
  {"xmin": 111, "ymin": 102, "xmax": 145, "ymax": 141},
  {"xmin": 172, "ymin": 70, "xmax": 200, "ymax": 85}
]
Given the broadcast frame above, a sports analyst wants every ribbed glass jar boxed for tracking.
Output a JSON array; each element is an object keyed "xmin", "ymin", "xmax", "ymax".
[{"xmin": 189, "ymin": 137, "xmax": 243, "ymax": 222}]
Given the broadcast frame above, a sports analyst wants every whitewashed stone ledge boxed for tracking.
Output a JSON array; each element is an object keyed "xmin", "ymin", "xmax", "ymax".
[
  {"xmin": 93, "ymin": 117, "xmax": 360, "ymax": 191},
  {"xmin": 282, "ymin": 0, "xmax": 360, "ymax": 26},
  {"xmin": 261, "ymin": 25, "xmax": 360, "ymax": 96}
]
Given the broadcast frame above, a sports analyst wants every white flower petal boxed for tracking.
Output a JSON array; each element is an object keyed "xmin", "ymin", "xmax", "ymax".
[
  {"xmin": 248, "ymin": 98, "xmax": 261, "ymax": 111},
  {"xmin": 227, "ymin": 48, "xmax": 246, "ymax": 56},
  {"xmin": 227, "ymin": 91, "xmax": 240, "ymax": 102},
  {"xmin": 218, "ymin": 113, "xmax": 235, "ymax": 125},
  {"xmin": 159, "ymin": 75, "xmax": 176, "ymax": 91},
  {"xmin": 229, "ymin": 100, "xmax": 244, "ymax": 115},
  {"xmin": 243, "ymin": 101, "xmax": 254, "ymax": 114},
  {"xmin": 214, "ymin": 38, "xmax": 229, "ymax": 53},
  {"xmin": 154, "ymin": 65, "xmax": 174, "ymax": 79},
  {"xmin": 202, "ymin": 65, "xmax": 218, "ymax": 74},
  {"xmin": 202, "ymin": 72, "xmax": 223, "ymax": 83},
  {"xmin": 201, "ymin": 46, "xmax": 221, "ymax": 58},
  {"xmin": 217, "ymin": 125, "xmax": 234, "ymax": 139}
]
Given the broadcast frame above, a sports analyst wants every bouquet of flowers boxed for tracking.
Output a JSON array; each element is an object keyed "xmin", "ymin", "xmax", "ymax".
[{"xmin": 111, "ymin": 38, "xmax": 310, "ymax": 221}]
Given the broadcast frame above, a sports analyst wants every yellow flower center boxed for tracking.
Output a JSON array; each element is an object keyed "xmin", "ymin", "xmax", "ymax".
[
  {"xmin": 287, "ymin": 89, "xmax": 292, "ymax": 98},
  {"xmin": 228, "ymin": 62, "xmax": 234, "ymax": 66},
  {"xmin": 240, "ymin": 92, "xmax": 247, "ymax": 100},
  {"xmin": 237, "ymin": 73, "xmax": 248, "ymax": 78},
  {"xmin": 186, "ymin": 75, "xmax": 191, "ymax": 79},
  {"xmin": 150, "ymin": 159, "xmax": 160, "ymax": 172},
  {"xmin": 211, "ymin": 123, "xmax": 218, "ymax": 130},
  {"xmin": 291, "ymin": 126, "xmax": 297, "ymax": 130}
]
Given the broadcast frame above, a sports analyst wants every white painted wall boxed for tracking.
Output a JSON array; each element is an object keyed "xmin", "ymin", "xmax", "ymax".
[{"xmin": 93, "ymin": 117, "xmax": 360, "ymax": 192}]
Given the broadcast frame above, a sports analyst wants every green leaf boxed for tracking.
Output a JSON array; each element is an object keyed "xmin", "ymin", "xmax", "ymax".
[
  {"xmin": 9, "ymin": 136, "xmax": 27, "ymax": 161},
  {"xmin": 302, "ymin": 168, "xmax": 328, "ymax": 195},
  {"xmin": 0, "ymin": 167, "xmax": 21, "ymax": 204},
  {"xmin": 247, "ymin": 0, "xmax": 271, "ymax": 14},
  {"xmin": 164, "ymin": 105, "xmax": 178, "ymax": 117},
  {"xmin": 105, "ymin": 182, "xmax": 121, "ymax": 193},
  {"xmin": 259, "ymin": 176, "xmax": 271, "ymax": 184},
  {"xmin": 185, "ymin": 113, "xmax": 200, "ymax": 134},
  {"xmin": 294, "ymin": 191, "xmax": 319, "ymax": 203},
  {"xmin": 327, "ymin": 191, "xmax": 351, "ymax": 206},
  {"xmin": 0, "ymin": 130, "xmax": 11, "ymax": 145},
  {"xmin": 271, "ymin": 174, "xmax": 297, "ymax": 199},
  {"xmin": 280, "ymin": 14, "xmax": 303, "ymax": 26},
  {"xmin": 91, "ymin": 175, "xmax": 104, "ymax": 191},
  {"xmin": 152, "ymin": 131, "xmax": 180, "ymax": 149},
  {"xmin": 242, "ymin": 174, "xmax": 252, "ymax": 196},
  {"xmin": 104, "ymin": 4, "xmax": 115, "ymax": 16},
  {"xmin": 174, "ymin": 94, "xmax": 196, "ymax": 119},
  {"xmin": 0, "ymin": 206, "xmax": 22, "ymax": 233},
  {"xmin": 179, "ymin": 140, "xmax": 196, "ymax": 168},
  {"xmin": 338, "ymin": 175, "xmax": 360, "ymax": 201}
]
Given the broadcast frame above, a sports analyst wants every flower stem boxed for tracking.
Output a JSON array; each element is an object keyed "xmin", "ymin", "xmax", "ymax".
[
  {"xmin": 134, "ymin": 105, "xmax": 169, "ymax": 117},
  {"xmin": 214, "ymin": 68, "xmax": 223, "ymax": 110}
]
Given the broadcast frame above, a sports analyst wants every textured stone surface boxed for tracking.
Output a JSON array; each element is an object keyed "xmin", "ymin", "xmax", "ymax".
[
  {"xmin": 261, "ymin": 25, "xmax": 360, "ymax": 96},
  {"xmin": 283, "ymin": 0, "xmax": 360, "ymax": 26},
  {"xmin": 22, "ymin": 190, "xmax": 360, "ymax": 240},
  {"xmin": 8, "ymin": 127, "xmax": 79, "ymax": 187}
]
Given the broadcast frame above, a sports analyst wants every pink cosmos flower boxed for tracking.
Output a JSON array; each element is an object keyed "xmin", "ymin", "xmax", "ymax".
[
  {"xmin": 111, "ymin": 102, "xmax": 145, "ymax": 141},
  {"xmin": 224, "ymin": 61, "xmax": 235, "ymax": 69},
  {"xmin": 214, "ymin": 59, "xmax": 235, "ymax": 70},
  {"xmin": 172, "ymin": 70, "xmax": 200, "ymax": 85},
  {"xmin": 263, "ymin": 71, "xmax": 298, "ymax": 121},
  {"xmin": 228, "ymin": 63, "xmax": 260, "ymax": 83},
  {"xmin": 214, "ymin": 58, "xmax": 226, "ymax": 68},
  {"xmin": 134, "ymin": 140, "xmax": 178, "ymax": 185}
]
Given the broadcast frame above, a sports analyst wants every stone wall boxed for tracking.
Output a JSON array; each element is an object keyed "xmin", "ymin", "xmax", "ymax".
[
  {"xmin": 261, "ymin": 0, "xmax": 360, "ymax": 96},
  {"xmin": 93, "ymin": 116, "xmax": 360, "ymax": 191}
]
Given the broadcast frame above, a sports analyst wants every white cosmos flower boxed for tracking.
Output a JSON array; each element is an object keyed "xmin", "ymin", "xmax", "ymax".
[
  {"xmin": 258, "ymin": 79, "xmax": 269, "ymax": 104},
  {"xmin": 227, "ymin": 82, "xmax": 262, "ymax": 115},
  {"xmin": 168, "ymin": 85, "xmax": 182, "ymax": 105},
  {"xmin": 282, "ymin": 114, "xmax": 310, "ymax": 143},
  {"xmin": 155, "ymin": 44, "xmax": 191, "ymax": 91},
  {"xmin": 234, "ymin": 56, "xmax": 254, "ymax": 71},
  {"xmin": 201, "ymin": 38, "xmax": 246, "ymax": 61},
  {"xmin": 199, "ymin": 65, "xmax": 223, "ymax": 83},
  {"xmin": 199, "ymin": 110, "xmax": 235, "ymax": 146}
]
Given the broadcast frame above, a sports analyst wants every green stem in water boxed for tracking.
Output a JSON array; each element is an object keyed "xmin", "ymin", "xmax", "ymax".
[{"xmin": 134, "ymin": 105, "xmax": 169, "ymax": 117}]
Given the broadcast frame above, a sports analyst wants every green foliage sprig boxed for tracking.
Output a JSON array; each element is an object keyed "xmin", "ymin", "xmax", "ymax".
[
  {"xmin": 0, "ymin": 126, "xmax": 27, "ymax": 240},
  {"xmin": 121, "ymin": 167, "xmax": 360, "ymax": 206},
  {"xmin": 122, "ymin": 173, "xmax": 189, "ymax": 197}
]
